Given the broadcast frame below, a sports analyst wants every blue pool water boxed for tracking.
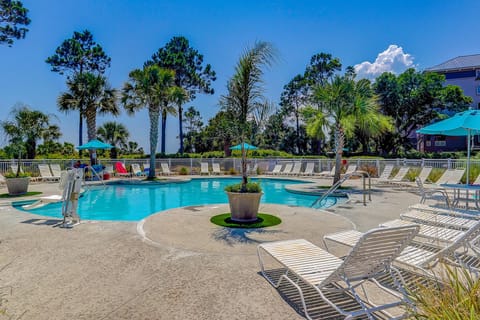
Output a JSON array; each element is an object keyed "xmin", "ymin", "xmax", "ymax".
[{"xmin": 14, "ymin": 178, "xmax": 339, "ymax": 221}]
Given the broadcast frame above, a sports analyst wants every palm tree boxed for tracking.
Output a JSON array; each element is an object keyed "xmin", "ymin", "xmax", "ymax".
[
  {"xmin": 170, "ymin": 86, "xmax": 189, "ymax": 153},
  {"xmin": 221, "ymin": 41, "xmax": 277, "ymax": 189},
  {"xmin": 58, "ymin": 72, "xmax": 119, "ymax": 163},
  {"xmin": 122, "ymin": 141, "xmax": 144, "ymax": 155},
  {"xmin": 1, "ymin": 105, "xmax": 60, "ymax": 160},
  {"xmin": 160, "ymin": 99, "xmax": 177, "ymax": 154},
  {"xmin": 304, "ymin": 74, "xmax": 390, "ymax": 183},
  {"xmin": 121, "ymin": 65, "xmax": 176, "ymax": 178},
  {"xmin": 97, "ymin": 121, "xmax": 129, "ymax": 159}
]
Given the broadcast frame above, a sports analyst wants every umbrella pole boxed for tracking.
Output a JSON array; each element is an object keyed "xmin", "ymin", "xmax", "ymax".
[{"xmin": 467, "ymin": 130, "xmax": 471, "ymax": 185}]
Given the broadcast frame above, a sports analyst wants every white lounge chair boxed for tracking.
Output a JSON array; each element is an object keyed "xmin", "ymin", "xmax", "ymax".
[
  {"xmin": 318, "ymin": 165, "xmax": 335, "ymax": 177},
  {"xmin": 258, "ymin": 225, "xmax": 419, "ymax": 320},
  {"xmin": 200, "ymin": 162, "xmax": 209, "ymax": 175},
  {"xmin": 431, "ymin": 168, "xmax": 465, "ymax": 186},
  {"xmin": 131, "ymin": 163, "xmax": 147, "ymax": 176},
  {"xmin": 212, "ymin": 163, "xmax": 222, "ymax": 175},
  {"xmin": 288, "ymin": 162, "xmax": 302, "ymax": 176},
  {"xmin": 379, "ymin": 166, "xmax": 410, "ymax": 186},
  {"xmin": 279, "ymin": 163, "xmax": 293, "ymax": 175},
  {"xmin": 417, "ymin": 166, "xmax": 433, "ymax": 183},
  {"xmin": 401, "ymin": 209, "xmax": 478, "ymax": 230},
  {"xmin": 416, "ymin": 177, "xmax": 451, "ymax": 207},
  {"xmin": 324, "ymin": 220, "xmax": 480, "ymax": 275},
  {"xmin": 142, "ymin": 163, "xmax": 150, "ymax": 175},
  {"xmin": 50, "ymin": 164, "xmax": 62, "ymax": 180},
  {"xmin": 247, "ymin": 163, "xmax": 258, "ymax": 175},
  {"xmin": 104, "ymin": 165, "xmax": 113, "ymax": 174},
  {"xmin": 159, "ymin": 162, "xmax": 173, "ymax": 175},
  {"xmin": 267, "ymin": 164, "xmax": 282, "ymax": 175},
  {"xmin": 393, "ymin": 166, "xmax": 433, "ymax": 188},
  {"xmin": 408, "ymin": 203, "xmax": 480, "ymax": 222},
  {"xmin": 377, "ymin": 164, "xmax": 394, "ymax": 180},
  {"xmin": 341, "ymin": 164, "xmax": 357, "ymax": 176},
  {"xmin": 380, "ymin": 218, "xmax": 465, "ymax": 247},
  {"xmin": 302, "ymin": 162, "xmax": 315, "ymax": 176},
  {"xmin": 38, "ymin": 164, "xmax": 60, "ymax": 182}
]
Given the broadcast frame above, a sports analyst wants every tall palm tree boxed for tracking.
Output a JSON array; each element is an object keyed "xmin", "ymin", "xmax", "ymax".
[
  {"xmin": 97, "ymin": 121, "xmax": 129, "ymax": 159},
  {"xmin": 221, "ymin": 41, "xmax": 277, "ymax": 189},
  {"xmin": 121, "ymin": 65, "xmax": 176, "ymax": 178},
  {"xmin": 304, "ymin": 74, "xmax": 390, "ymax": 183},
  {"xmin": 170, "ymin": 86, "xmax": 189, "ymax": 153},
  {"xmin": 160, "ymin": 99, "xmax": 177, "ymax": 154},
  {"xmin": 58, "ymin": 72, "xmax": 119, "ymax": 163}
]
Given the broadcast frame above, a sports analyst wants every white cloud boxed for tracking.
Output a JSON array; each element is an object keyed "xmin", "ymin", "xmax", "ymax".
[{"xmin": 354, "ymin": 45, "xmax": 414, "ymax": 80}]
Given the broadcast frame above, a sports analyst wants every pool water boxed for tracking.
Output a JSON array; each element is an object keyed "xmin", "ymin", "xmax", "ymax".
[{"xmin": 14, "ymin": 178, "xmax": 339, "ymax": 221}]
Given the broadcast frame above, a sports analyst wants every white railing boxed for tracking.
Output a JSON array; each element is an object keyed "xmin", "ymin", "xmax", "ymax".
[{"xmin": 2, "ymin": 158, "xmax": 479, "ymax": 178}]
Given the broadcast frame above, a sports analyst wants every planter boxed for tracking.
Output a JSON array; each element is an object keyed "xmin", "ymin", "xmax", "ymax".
[
  {"xmin": 226, "ymin": 191, "xmax": 263, "ymax": 222},
  {"xmin": 6, "ymin": 177, "xmax": 30, "ymax": 196}
]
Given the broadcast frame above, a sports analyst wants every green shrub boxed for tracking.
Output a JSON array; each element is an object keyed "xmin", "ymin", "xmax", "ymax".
[
  {"xmin": 179, "ymin": 167, "xmax": 188, "ymax": 175},
  {"xmin": 428, "ymin": 168, "xmax": 445, "ymax": 183},
  {"xmin": 228, "ymin": 167, "xmax": 237, "ymax": 175},
  {"xmin": 4, "ymin": 171, "xmax": 30, "ymax": 178},
  {"xmin": 405, "ymin": 167, "xmax": 420, "ymax": 182},
  {"xmin": 224, "ymin": 181, "xmax": 262, "ymax": 193},
  {"xmin": 409, "ymin": 266, "xmax": 480, "ymax": 319}
]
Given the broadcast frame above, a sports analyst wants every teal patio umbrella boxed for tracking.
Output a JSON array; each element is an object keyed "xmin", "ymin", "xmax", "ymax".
[
  {"xmin": 76, "ymin": 139, "xmax": 113, "ymax": 165},
  {"xmin": 229, "ymin": 142, "xmax": 258, "ymax": 150},
  {"xmin": 76, "ymin": 139, "xmax": 113, "ymax": 150},
  {"xmin": 417, "ymin": 110, "xmax": 480, "ymax": 184}
]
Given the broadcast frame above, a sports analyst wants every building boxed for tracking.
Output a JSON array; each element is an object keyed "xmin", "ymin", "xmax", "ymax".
[
  {"xmin": 426, "ymin": 54, "xmax": 480, "ymax": 109},
  {"xmin": 419, "ymin": 54, "xmax": 480, "ymax": 152}
]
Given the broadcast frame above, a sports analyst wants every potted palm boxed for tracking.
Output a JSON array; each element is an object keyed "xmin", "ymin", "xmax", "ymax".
[
  {"xmin": 5, "ymin": 167, "xmax": 30, "ymax": 195},
  {"xmin": 4, "ymin": 149, "xmax": 30, "ymax": 196},
  {"xmin": 1, "ymin": 106, "xmax": 47, "ymax": 195},
  {"xmin": 221, "ymin": 41, "xmax": 276, "ymax": 222}
]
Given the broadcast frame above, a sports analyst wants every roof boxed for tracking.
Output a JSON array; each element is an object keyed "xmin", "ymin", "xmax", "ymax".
[{"xmin": 426, "ymin": 54, "xmax": 480, "ymax": 72}]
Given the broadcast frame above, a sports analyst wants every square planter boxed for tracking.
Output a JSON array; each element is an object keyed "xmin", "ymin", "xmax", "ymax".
[
  {"xmin": 6, "ymin": 177, "xmax": 30, "ymax": 196},
  {"xmin": 226, "ymin": 191, "xmax": 263, "ymax": 222}
]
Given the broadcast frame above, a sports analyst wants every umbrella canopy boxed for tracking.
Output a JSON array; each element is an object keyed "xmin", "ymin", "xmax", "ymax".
[
  {"xmin": 76, "ymin": 139, "xmax": 113, "ymax": 150},
  {"xmin": 229, "ymin": 142, "xmax": 258, "ymax": 150},
  {"xmin": 417, "ymin": 110, "xmax": 480, "ymax": 136},
  {"xmin": 417, "ymin": 110, "xmax": 480, "ymax": 184}
]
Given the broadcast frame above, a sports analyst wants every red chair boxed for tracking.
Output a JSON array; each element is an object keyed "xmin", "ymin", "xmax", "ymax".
[{"xmin": 114, "ymin": 162, "xmax": 132, "ymax": 177}]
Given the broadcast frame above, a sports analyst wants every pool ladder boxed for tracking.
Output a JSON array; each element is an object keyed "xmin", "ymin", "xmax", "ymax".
[{"xmin": 311, "ymin": 171, "xmax": 371, "ymax": 208}]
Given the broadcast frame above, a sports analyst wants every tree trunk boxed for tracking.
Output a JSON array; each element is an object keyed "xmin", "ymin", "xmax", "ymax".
[
  {"xmin": 333, "ymin": 124, "xmax": 344, "ymax": 184},
  {"xmin": 26, "ymin": 138, "xmax": 36, "ymax": 159},
  {"xmin": 78, "ymin": 112, "xmax": 83, "ymax": 158},
  {"xmin": 178, "ymin": 104, "xmax": 184, "ymax": 154},
  {"xmin": 241, "ymin": 141, "xmax": 248, "ymax": 189},
  {"xmin": 161, "ymin": 109, "xmax": 167, "ymax": 154},
  {"xmin": 295, "ymin": 110, "xmax": 300, "ymax": 154},
  {"xmin": 111, "ymin": 147, "xmax": 118, "ymax": 159},
  {"xmin": 148, "ymin": 107, "xmax": 160, "ymax": 179},
  {"xmin": 85, "ymin": 107, "xmax": 97, "ymax": 165},
  {"xmin": 224, "ymin": 139, "xmax": 232, "ymax": 157}
]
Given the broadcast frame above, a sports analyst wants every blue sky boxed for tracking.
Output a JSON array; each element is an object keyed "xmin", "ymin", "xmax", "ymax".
[{"xmin": 1, "ymin": 0, "xmax": 479, "ymax": 153}]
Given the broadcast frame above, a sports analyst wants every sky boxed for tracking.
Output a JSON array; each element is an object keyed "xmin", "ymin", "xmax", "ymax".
[{"xmin": 1, "ymin": 0, "xmax": 479, "ymax": 153}]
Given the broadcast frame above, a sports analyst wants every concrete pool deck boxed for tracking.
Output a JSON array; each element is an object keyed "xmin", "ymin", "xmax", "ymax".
[{"xmin": 0, "ymin": 177, "xmax": 420, "ymax": 320}]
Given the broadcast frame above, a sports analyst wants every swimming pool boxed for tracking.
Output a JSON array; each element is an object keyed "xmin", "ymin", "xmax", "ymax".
[{"xmin": 14, "ymin": 178, "xmax": 340, "ymax": 221}]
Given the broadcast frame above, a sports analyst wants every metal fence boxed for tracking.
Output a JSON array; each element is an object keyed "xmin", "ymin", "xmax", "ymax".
[{"xmin": 2, "ymin": 158, "xmax": 480, "ymax": 178}]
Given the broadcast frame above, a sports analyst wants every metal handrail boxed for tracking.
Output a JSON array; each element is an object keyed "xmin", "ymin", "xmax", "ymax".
[{"xmin": 311, "ymin": 171, "xmax": 371, "ymax": 208}]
